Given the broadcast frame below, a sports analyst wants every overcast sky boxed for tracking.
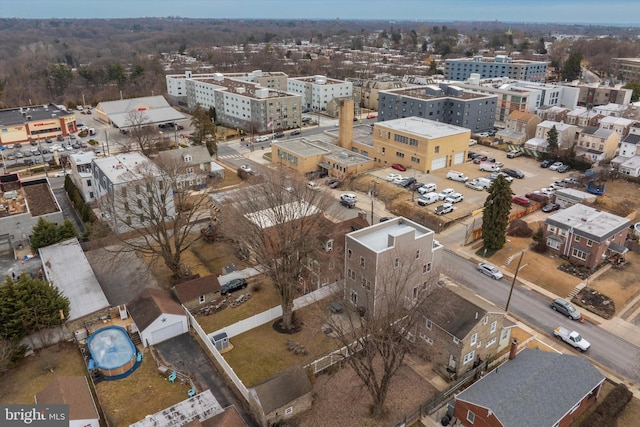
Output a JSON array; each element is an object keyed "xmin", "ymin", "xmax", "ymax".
[{"xmin": 1, "ymin": 0, "xmax": 638, "ymax": 25}]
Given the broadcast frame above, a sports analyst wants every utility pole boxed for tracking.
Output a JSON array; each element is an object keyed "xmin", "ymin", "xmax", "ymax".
[{"xmin": 505, "ymin": 250, "xmax": 525, "ymax": 313}]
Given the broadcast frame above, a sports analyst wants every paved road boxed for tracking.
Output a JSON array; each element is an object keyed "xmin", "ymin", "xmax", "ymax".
[
  {"xmin": 155, "ymin": 334, "xmax": 259, "ymax": 427},
  {"xmin": 440, "ymin": 249, "xmax": 640, "ymax": 383}
]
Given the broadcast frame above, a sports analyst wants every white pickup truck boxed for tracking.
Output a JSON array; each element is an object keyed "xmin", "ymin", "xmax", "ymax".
[{"xmin": 554, "ymin": 327, "xmax": 591, "ymax": 352}]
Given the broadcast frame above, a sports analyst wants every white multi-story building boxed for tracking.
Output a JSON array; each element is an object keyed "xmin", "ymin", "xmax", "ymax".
[
  {"xmin": 92, "ymin": 152, "xmax": 175, "ymax": 234},
  {"xmin": 287, "ymin": 75, "xmax": 353, "ymax": 113},
  {"xmin": 69, "ymin": 150, "xmax": 96, "ymax": 202}
]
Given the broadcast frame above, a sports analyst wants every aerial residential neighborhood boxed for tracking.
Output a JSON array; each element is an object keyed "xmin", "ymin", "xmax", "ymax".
[{"xmin": 1, "ymin": 2, "xmax": 640, "ymax": 427}]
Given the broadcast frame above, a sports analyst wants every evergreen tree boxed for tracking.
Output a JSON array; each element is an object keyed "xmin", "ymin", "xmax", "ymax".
[
  {"xmin": 30, "ymin": 218, "xmax": 77, "ymax": 252},
  {"xmin": 547, "ymin": 125, "xmax": 559, "ymax": 155},
  {"xmin": 562, "ymin": 52, "xmax": 583, "ymax": 81},
  {"xmin": 190, "ymin": 103, "xmax": 216, "ymax": 147},
  {"xmin": 482, "ymin": 176, "xmax": 512, "ymax": 250},
  {"xmin": 58, "ymin": 220, "xmax": 78, "ymax": 241}
]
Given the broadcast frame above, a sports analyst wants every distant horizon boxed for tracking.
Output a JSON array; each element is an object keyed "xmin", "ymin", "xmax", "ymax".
[{"xmin": 2, "ymin": 0, "xmax": 639, "ymax": 27}]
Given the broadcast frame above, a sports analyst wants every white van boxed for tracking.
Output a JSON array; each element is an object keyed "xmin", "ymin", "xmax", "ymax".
[
  {"xmin": 479, "ymin": 162, "xmax": 500, "ymax": 172},
  {"xmin": 446, "ymin": 171, "xmax": 468, "ymax": 182},
  {"xmin": 417, "ymin": 192, "xmax": 439, "ymax": 206},
  {"xmin": 88, "ymin": 128, "xmax": 96, "ymax": 136},
  {"xmin": 476, "ymin": 177, "xmax": 493, "ymax": 189}
]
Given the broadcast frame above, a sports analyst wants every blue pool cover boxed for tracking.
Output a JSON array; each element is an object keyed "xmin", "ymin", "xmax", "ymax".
[{"xmin": 87, "ymin": 326, "xmax": 136, "ymax": 370}]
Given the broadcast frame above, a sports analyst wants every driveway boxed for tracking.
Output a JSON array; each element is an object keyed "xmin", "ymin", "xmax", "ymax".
[{"xmin": 154, "ymin": 334, "xmax": 259, "ymax": 427}]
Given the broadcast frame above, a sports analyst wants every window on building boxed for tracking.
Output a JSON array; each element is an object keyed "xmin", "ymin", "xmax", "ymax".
[
  {"xmin": 470, "ymin": 333, "xmax": 478, "ymax": 346},
  {"xmin": 348, "ymin": 268, "xmax": 356, "ymax": 280},
  {"xmin": 463, "ymin": 351, "xmax": 475, "ymax": 365},
  {"xmin": 483, "ymin": 316, "xmax": 488, "ymax": 325},
  {"xmin": 572, "ymin": 248, "xmax": 588, "ymax": 261},
  {"xmin": 415, "ymin": 250, "xmax": 420, "ymax": 259},
  {"xmin": 486, "ymin": 337, "xmax": 497, "ymax": 347},
  {"xmin": 394, "ymin": 258, "xmax": 400, "ymax": 268},
  {"xmin": 434, "ymin": 146, "xmax": 440, "ymax": 154},
  {"xmin": 360, "ymin": 257, "xmax": 365, "ymax": 268},
  {"xmin": 586, "ymin": 239, "xmax": 593, "ymax": 247},
  {"xmin": 350, "ymin": 290, "xmax": 358, "ymax": 305},
  {"xmin": 348, "ymin": 249, "xmax": 352, "ymax": 259},
  {"xmin": 87, "ymin": 179, "xmax": 92, "ymax": 187},
  {"xmin": 574, "ymin": 235, "xmax": 581, "ymax": 242},
  {"xmin": 426, "ymin": 319, "xmax": 432, "ymax": 330},
  {"xmin": 453, "ymin": 337, "xmax": 461, "ymax": 345},
  {"xmin": 491, "ymin": 321, "xmax": 497, "ymax": 333},
  {"xmin": 546, "ymin": 238, "xmax": 561, "ymax": 250}
]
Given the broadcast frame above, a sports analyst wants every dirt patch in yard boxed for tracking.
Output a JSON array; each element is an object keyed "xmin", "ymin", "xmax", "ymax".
[
  {"xmin": 585, "ymin": 251, "xmax": 640, "ymax": 318},
  {"xmin": 296, "ymin": 359, "xmax": 438, "ymax": 427}
]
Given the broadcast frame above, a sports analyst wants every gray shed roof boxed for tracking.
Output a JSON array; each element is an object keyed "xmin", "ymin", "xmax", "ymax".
[
  {"xmin": 38, "ymin": 238, "xmax": 110, "ymax": 321},
  {"xmin": 456, "ymin": 349, "xmax": 605, "ymax": 427},
  {"xmin": 251, "ymin": 367, "xmax": 312, "ymax": 414}
]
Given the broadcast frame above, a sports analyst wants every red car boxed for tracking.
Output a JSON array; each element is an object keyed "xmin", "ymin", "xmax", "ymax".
[
  {"xmin": 512, "ymin": 196, "xmax": 531, "ymax": 207},
  {"xmin": 391, "ymin": 163, "xmax": 407, "ymax": 172},
  {"xmin": 367, "ymin": 113, "xmax": 377, "ymax": 119}
]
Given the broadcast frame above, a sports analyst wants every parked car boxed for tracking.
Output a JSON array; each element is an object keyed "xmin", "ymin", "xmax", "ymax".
[
  {"xmin": 446, "ymin": 171, "xmax": 468, "ymax": 182},
  {"xmin": 465, "ymin": 179, "xmax": 485, "ymax": 191},
  {"xmin": 550, "ymin": 298, "xmax": 582, "ymax": 320},
  {"xmin": 366, "ymin": 113, "xmax": 377, "ymax": 119},
  {"xmin": 557, "ymin": 164, "xmax": 571, "ymax": 173},
  {"xmin": 393, "ymin": 175, "xmax": 406, "ymax": 185},
  {"xmin": 512, "ymin": 195, "xmax": 531, "ymax": 207},
  {"xmin": 386, "ymin": 173, "xmax": 402, "ymax": 182},
  {"xmin": 306, "ymin": 181, "xmax": 321, "ymax": 191},
  {"xmin": 489, "ymin": 172, "xmax": 513, "ymax": 182},
  {"xmin": 220, "ymin": 278, "xmax": 248, "ymax": 296},
  {"xmin": 506, "ymin": 150, "xmax": 522, "ymax": 158},
  {"xmin": 501, "ymin": 168, "xmax": 525, "ymax": 179},
  {"xmin": 542, "ymin": 202, "xmax": 560, "ymax": 212},
  {"xmin": 273, "ymin": 132, "xmax": 285, "ymax": 139},
  {"xmin": 54, "ymin": 170, "xmax": 70, "ymax": 177},
  {"xmin": 391, "ymin": 163, "xmax": 407, "ymax": 171},
  {"xmin": 554, "ymin": 327, "xmax": 590, "ymax": 352},
  {"xmin": 472, "ymin": 155, "xmax": 488, "ymax": 164},
  {"xmin": 326, "ymin": 178, "xmax": 341, "ymax": 189},
  {"xmin": 540, "ymin": 159, "xmax": 554, "ymax": 168},
  {"xmin": 401, "ymin": 177, "xmax": 416, "ymax": 188},
  {"xmin": 340, "ymin": 199, "xmax": 355, "ymax": 208},
  {"xmin": 240, "ymin": 164, "xmax": 253, "ymax": 174},
  {"xmin": 417, "ymin": 183, "xmax": 437, "ymax": 194},
  {"xmin": 476, "ymin": 132, "xmax": 490, "ymax": 138},
  {"xmin": 255, "ymin": 135, "xmax": 269, "ymax": 143},
  {"xmin": 548, "ymin": 161, "xmax": 564, "ymax": 171},
  {"xmin": 525, "ymin": 192, "xmax": 550, "ymax": 204},
  {"xmin": 434, "ymin": 203, "xmax": 454, "ymax": 215},
  {"xmin": 340, "ymin": 193, "xmax": 357, "ymax": 203},
  {"xmin": 290, "ymin": 129, "xmax": 301, "ymax": 136},
  {"xmin": 468, "ymin": 138, "xmax": 477, "ymax": 146},
  {"xmin": 57, "ymin": 135, "xmax": 65, "ymax": 141},
  {"xmin": 477, "ymin": 262, "xmax": 503, "ymax": 279},
  {"xmin": 437, "ymin": 188, "xmax": 455, "ymax": 200},
  {"xmin": 445, "ymin": 192, "xmax": 464, "ymax": 204},
  {"xmin": 563, "ymin": 177, "xmax": 580, "ymax": 186}
]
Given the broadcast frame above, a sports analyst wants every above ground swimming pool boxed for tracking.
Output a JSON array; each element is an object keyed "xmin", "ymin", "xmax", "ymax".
[{"xmin": 87, "ymin": 326, "xmax": 141, "ymax": 380}]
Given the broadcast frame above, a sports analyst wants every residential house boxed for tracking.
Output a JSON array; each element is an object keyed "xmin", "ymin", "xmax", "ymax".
[
  {"xmin": 69, "ymin": 150, "xmax": 96, "ymax": 202},
  {"xmin": 543, "ymin": 203, "xmax": 631, "ymax": 269},
  {"xmin": 173, "ymin": 274, "xmax": 221, "ymax": 311},
  {"xmin": 593, "ymin": 102, "xmax": 628, "ymax": 118},
  {"xmin": 0, "ymin": 174, "xmax": 63, "ymax": 254},
  {"xmin": 536, "ymin": 105, "xmax": 569, "ymax": 123},
  {"xmin": 343, "ymin": 217, "xmax": 444, "ymax": 319},
  {"xmin": 566, "ymin": 107, "xmax": 603, "ymax": 127},
  {"xmin": 499, "ymin": 111, "xmax": 541, "ymax": 145},
  {"xmin": 365, "ymin": 116, "xmax": 470, "ymax": 173},
  {"xmin": 525, "ymin": 121, "xmax": 578, "ymax": 153},
  {"xmin": 127, "ymin": 287, "xmax": 189, "ymax": 347},
  {"xmin": 611, "ymin": 130, "xmax": 640, "ymax": 175},
  {"xmin": 598, "ymin": 116, "xmax": 635, "ymax": 138},
  {"xmin": 155, "ymin": 146, "xmax": 214, "ymax": 189},
  {"xmin": 575, "ymin": 126, "xmax": 620, "ymax": 163},
  {"xmin": 248, "ymin": 367, "xmax": 313, "ymax": 427},
  {"xmin": 417, "ymin": 281, "xmax": 511, "ymax": 380},
  {"xmin": 92, "ymin": 152, "xmax": 176, "ymax": 234},
  {"xmin": 454, "ymin": 348, "xmax": 605, "ymax": 427},
  {"xmin": 35, "ymin": 376, "xmax": 100, "ymax": 427},
  {"xmin": 553, "ymin": 188, "xmax": 596, "ymax": 209}
]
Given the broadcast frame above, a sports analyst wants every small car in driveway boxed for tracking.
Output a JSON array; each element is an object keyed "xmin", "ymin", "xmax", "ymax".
[
  {"xmin": 512, "ymin": 195, "xmax": 531, "ymax": 207},
  {"xmin": 542, "ymin": 202, "xmax": 560, "ymax": 212},
  {"xmin": 477, "ymin": 262, "xmax": 503, "ymax": 280},
  {"xmin": 391, "ymin": 163, "xmax": 406, "ymax": 171},
  {"xmin": 506, "ymin": 150, "xmax": 522, "ymax": 158},
  {"xmin": 340, "ymin": 193, "xmax": 357, "ymax": 203},
  {"xmin": 434, "ymin": 203, "xmax": 454, "ymax": 215},
  {"xmin": 550, "ymin": 298, "xmax": 582, "ymax": 320},
  {"xmin": 221, "ymin": 278, "xmax": 248, "ymax": 295}
]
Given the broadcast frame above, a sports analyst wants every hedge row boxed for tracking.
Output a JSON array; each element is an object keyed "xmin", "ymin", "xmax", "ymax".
[
  {"xmin": 581, "ymin": 383, "xmax": 632, "ymax": 427},
  {"xmin": 63, "ymin": 175, "xmax": 97, "ymax": 224}
]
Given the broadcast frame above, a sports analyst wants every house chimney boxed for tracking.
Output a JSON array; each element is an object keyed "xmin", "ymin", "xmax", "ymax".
[{"xmin": 508, "ymin": 338, "xmax": 518, "ymax": 360}]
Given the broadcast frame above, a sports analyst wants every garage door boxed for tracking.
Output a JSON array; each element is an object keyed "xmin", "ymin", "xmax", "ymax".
[
  {"xmin": 150, "ymin": 321, "xmax": 185, "ymax": 345},
  {"xmin": 431, "ymin": 156, "xmax": 447, "ymax": 171},
  {"xmin": 454, "ymin": 152, "xmax": 465, "ymax": 165}
]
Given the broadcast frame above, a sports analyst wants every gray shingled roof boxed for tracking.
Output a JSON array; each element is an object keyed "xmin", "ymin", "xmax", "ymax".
[
  {"xmin": 456, "ymin": 349, "xmax": 605, "ymax": 427},
  {"xmin": 423, "ymin": 286, "xmax": 489, "ymax": 340},
  {"xmin": 251, "ymin": 367, "xmax": 312, "ymax": 414}
]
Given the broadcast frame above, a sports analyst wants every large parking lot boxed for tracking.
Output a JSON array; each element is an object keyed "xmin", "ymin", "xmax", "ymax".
[{"xmin": 368, "ymin": 144, "xmax": 582, "ymax": 218}]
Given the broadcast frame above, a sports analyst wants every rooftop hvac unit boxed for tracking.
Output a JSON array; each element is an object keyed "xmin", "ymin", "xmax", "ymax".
[{"xmin": 236, "ymin": 86, "xmax": 246, "ymax": 94}]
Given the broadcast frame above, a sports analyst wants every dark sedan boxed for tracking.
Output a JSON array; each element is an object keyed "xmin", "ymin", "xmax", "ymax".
[
  {"xmin": 502, "ymin": 168, "xmax": 525, "ymax": 179},
  {"xmin": 540, "ymin": 159, "xmax": 554, "ymax": 168},
  {"xmin": 557, "ymin": 164, "xmax": 571, "ymax": 173},
  {"xmin": 542, "ymin": 202, "xmax": 560, "ymax": 212}
]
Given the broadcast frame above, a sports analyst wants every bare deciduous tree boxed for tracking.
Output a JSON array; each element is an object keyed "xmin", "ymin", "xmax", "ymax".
[
  {"xmin": 223, "ymin": 172, "xmax": 332, "ymax": 330},
  {"xmin": 98, "ymin": 156, "xmax": 211, "ymax": 282},
  {"xmin": 124, "ymin": 110, "xmax": 156, "ymax": 155},
  {"xmin": 323, "ymin": 249, "xmax": 444, "ymax": 418}
]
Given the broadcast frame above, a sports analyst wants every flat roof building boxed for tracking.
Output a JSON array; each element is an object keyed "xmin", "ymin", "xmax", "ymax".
[
  {"xmin": 445, "ymin": 55, "xmax": 548, "ymax": 82},
  {"xmin": 0, "ymin": 103, "xmax": 77, "ymax": 145}
]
